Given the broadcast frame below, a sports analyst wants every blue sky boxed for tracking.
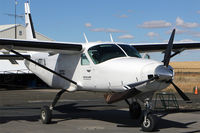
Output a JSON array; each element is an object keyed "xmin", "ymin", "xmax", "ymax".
[{"xmin": 1, "ymin": 0, "xmax": 200, "ymax": 61}]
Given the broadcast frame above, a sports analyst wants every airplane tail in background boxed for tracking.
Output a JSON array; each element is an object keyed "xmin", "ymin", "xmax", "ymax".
[{"xmin": 24, "ymin": 2, "xmax": 36, "ymax": 40}]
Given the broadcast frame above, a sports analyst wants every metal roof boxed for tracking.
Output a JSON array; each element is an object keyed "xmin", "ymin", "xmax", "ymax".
[
  {"xmin": 0, "ymin": 24, "xmax": 21, "ymax": 32},
  {"xmin": 0, "ymin": 24, "xmax": 53, "ymax": 41}
]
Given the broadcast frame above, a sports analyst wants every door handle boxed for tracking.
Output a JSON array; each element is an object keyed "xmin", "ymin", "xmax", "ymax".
[{"xmin": 87, "ymin": 69, "xmax": 91, "ymax": 72}]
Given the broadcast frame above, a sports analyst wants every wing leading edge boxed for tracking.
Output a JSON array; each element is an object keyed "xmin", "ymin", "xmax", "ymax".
[
  {"xmin": 132, "ymin": 42, "xmax": 200, "ymax": 52},
  {"xmin": 0, "ymin": 38, "xmax": 83, "ymax": 54}
]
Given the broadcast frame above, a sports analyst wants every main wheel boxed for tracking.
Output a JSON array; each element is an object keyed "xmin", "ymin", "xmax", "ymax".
[
  {"xmin": 141, "ymin": 114, "xmax": 156, "ymax": 132},
  {"xmin": 129, "ymin": 102, "xmax": 141, "ymax": 119},
  {"xmin": 41, "ymin": 106, "xmax": 52, "ymax": 124}
]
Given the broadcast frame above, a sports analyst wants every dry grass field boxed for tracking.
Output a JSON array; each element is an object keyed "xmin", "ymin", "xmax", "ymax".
[{"xmin": 164, "ymin": 61, "xmax": 200, "ymax": 93}]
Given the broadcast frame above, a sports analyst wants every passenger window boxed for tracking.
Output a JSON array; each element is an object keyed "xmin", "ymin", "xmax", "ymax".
[
  {"xmin": 38, "ymin": 59, "xmax": 46, "ymax": 66},
  {"xmin": 81, "ymin": 53, "xmax": 90, "ymax": 65}
]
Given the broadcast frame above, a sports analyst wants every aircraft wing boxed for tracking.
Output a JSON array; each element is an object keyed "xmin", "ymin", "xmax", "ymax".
[
  {"xmin": 0, "ymin": 38, "xmax": 83, "ymax": 54},
  {"xmin": 132, "ymin": 42, "xmax": 200, "ymax": 52},
  {"xmin": 0, "ymin": 54, "xmax": 30, "ymax": 60}
]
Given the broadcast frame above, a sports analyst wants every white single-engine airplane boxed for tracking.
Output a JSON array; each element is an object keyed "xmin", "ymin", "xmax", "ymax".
[{"xmin": 1, "ymin": 2, "xmax": 200, "ymax": 132}]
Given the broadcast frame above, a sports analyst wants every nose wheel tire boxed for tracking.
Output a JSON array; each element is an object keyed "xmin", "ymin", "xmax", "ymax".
[
  {"xmin": 41, "ymin": 106, "xmax": 52, "ymax": 124},
  {"xmin": 141, "ymin": 113, "xmax": 156, "ymax": 132}
]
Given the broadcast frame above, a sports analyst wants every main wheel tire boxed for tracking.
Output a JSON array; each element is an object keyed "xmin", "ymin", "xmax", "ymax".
[
  {"xmin": 141, "ymin": 114, "xmax": 156, "ymax": 132},
  {"xmin": 41, "ymin": 106, "xmax": 52, "ymax": 124},
  {"xmin": 129, "ymin": 102, "xmax": 141, "ymax": 119}
]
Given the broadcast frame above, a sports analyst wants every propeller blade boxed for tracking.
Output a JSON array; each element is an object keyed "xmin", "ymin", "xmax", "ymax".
[
  {"xmin": 170, "ymin": 81, "xmax": 190, "ymax": 101},
  {"xmin": 163, "ymin": 29, "xmax": 176, "ymax": 67}
]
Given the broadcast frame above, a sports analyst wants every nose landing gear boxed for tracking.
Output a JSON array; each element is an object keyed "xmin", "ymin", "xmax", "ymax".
[
  {"xmin": 141, "ymin": 113, "xmax": 156, "ymax": 132},
  {"xmin": 141, "ymin": 98, "xmax": 157, "ymax": 132},
  {"xmin": 125, "ymin": 98, "xmax": 157, "ymax": 132}
]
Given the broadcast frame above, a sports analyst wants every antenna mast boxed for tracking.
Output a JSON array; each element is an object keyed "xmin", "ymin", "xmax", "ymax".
[{"xmin": 14, "ymin": 0, "xmax": 18, "ymax": 39}]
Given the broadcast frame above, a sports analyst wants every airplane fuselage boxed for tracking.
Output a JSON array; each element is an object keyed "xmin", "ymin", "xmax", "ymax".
[{"xmin": 25, "ymin": 43, "xmax": 174, "ymax": 94}]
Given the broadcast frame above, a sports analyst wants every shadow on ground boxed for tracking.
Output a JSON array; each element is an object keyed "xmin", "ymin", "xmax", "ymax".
[{"xmin": 0, "ymin": 103, "xmax": 199, "ymax": 131}]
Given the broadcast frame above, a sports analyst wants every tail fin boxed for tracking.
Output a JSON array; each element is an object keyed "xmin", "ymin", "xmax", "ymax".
[{"xmin": 24, "ymin": 2, "xmax": 36, "ymax": 40}]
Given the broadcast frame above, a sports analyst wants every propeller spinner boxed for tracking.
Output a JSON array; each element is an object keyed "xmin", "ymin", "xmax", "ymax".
[{"xmin": 162, "ymin": 29, "xmax": 191, "ymax": 102}]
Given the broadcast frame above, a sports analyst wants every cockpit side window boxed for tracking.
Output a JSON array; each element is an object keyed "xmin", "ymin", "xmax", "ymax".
[
  {"xmin": 81, "ymin": 53, "xmax": 90, "ymax": 65},
  {"xmin": 88, "ymin": 44, "xmax": 126, "ymax": 64},
  {"xmin": 119, "ymin": 44, "xmax": 142, "ymax": 58}
]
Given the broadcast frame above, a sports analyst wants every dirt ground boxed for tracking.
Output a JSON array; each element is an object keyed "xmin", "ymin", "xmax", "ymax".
[{"xmin": 165, "ymin": 61, "xmax": 200, "ymax": 93}]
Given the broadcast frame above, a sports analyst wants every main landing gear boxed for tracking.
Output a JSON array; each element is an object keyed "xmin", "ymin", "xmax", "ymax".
[
  {"xmin": 125, "ymin": 98, "xmax": 157, "ymax": 132},
  {"xmin": 40, "ymin": 89, "xmax": 66, "ymax": 124}
]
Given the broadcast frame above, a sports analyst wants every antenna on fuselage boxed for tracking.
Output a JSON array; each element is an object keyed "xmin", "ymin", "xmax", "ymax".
[
  {"xmin": 83, "ymin": 33, "xmax": 88, "ymax": 43},
  {"xmin": 110, "ymin": 33, "xmax": 114, "ymax": 42}
]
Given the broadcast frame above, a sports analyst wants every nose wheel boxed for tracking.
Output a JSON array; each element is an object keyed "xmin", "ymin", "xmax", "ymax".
[
  {"xmin": 125, "ymin": 98, "xmax": 157, "ymax": 132},
  {"xmin": 141, "ymin": 113, "xmax": 156, "ymax": 132},
  {"xmin": 141, "ymin": 98, "xmax": 157, "ymax": 132}
]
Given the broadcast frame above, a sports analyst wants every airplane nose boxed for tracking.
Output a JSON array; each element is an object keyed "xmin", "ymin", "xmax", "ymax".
[{"xmin": 154, "ymin": 65, "xmax": 174, "ymax": 81}]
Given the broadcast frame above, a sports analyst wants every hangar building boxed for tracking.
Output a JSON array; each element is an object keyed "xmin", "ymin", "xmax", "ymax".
[
  {"xmin": 0, "ymin": 24, "xmax": 52, "ymax": 40},
  {"xmin": 0, "ymin": 24, "xmax": 52, "ymax": 89}
]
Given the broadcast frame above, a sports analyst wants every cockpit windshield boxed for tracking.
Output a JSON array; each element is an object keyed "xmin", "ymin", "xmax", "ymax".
[
  {"xmin": 88, "ymin": 44, "xmax": 126, "ymax": 64},
  {"xmin": 88, "ymin": 44, "xmax": 141, "ymax": 64},
  {"xmin": 118, "ymin": 44, "xmax": 142, "ymax": 58}
]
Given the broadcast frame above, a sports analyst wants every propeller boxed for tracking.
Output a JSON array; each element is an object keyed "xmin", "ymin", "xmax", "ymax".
[
  {"xmin": 162, "ymin": 29, "xmax": 191, "ymax": 102},
  {"xmin": 170, "ymin": 81, "xmax": 190, "ymax": 101},
  {"xmin": 163, "ymin": 29, "xmax": 175, "ymax": 67}
]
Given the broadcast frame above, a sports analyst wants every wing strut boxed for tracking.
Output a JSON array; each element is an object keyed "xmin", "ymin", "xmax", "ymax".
[{"xmin": 10, "ymin": 49, "xmax": 77, "ymax": 85}]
